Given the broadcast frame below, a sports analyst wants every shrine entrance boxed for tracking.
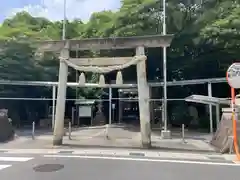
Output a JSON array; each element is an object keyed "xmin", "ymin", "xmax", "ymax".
[
  {"xmin": 38, "ymin": 35, "xmax": 173, "ymax": 147},
  {"xmin": 117, "ymin": 88, "xmax": 139, "ymax": 125}
]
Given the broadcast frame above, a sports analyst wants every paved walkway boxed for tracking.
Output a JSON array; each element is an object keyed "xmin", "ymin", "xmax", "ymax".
[{"xmin": 0, "ymin": 125, "xmax": 216, "ymax": 153}]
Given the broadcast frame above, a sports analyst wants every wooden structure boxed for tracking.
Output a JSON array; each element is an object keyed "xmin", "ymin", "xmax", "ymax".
[
  {"xmin": 75, "ymin": 100, "xmax": 95, "ymax": 126},
  {"xmin": 118, "ymin": 88, "xmax": 139, "ymax": 124}
]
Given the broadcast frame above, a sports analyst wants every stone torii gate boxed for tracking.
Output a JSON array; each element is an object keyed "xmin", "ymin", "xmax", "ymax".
[{"xmin": 38, "ymin": 35, "xmax": 173, "ymax": 148}]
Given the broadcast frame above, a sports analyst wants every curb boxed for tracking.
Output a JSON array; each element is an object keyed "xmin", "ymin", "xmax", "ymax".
[
  {"xmin": 0, "ymin": 148, "xmax": 235, "ymax": 164},
  {"xmin": 45, "ymin": 143, "xmax": 219, "ymax": 155}
]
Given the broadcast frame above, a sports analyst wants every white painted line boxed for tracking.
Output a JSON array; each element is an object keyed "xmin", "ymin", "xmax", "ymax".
[
  {"xmin": 0, "ymin": 165, "xmax": 11, "ymax": 171},
  {"xmin": 0, "ymin": 157, "xmax": 33, "ymax": 162},
  {"xmin": 3, "ymin": 149, "xmax": 60, "ymax": 154},
  {"xmin": 74, "ymin": 150, "xmax": 208, "ymax": 160},
  {"xmin": 0, "ymin": 149, "xmax": 228, "ymax": 161},
  {"xmin": 157, "ymin": 152, "xmax": 209, "ymax": 160},
  {"xmin": 73, "ymin": 150, "xmax": 130, "ymax": 156},
  {"xmin": 43, "ymin": 155, "xmax": 239, "ymax": 166}
]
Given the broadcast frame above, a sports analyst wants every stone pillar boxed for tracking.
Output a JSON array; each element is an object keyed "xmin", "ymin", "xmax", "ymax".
[
  {"xmin": 53, "ymin": 42, "xmax": 69, "ymax": 145},
  {"xmin": 136, "ymin": 46, "xmax": 151, "ymax": 148}
]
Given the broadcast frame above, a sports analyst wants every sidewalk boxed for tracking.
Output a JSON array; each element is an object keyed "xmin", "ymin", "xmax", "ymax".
[
  {"xmin": 0, "ymin": 134, "xmax": 216, "ymax": 154},
  {"xmin": 0, "ymin": 124, "xmax": 218, "ymax": 153},
  {"xmin": 0, "ymin": 147, "xmax": 233, "ymax": 162}
]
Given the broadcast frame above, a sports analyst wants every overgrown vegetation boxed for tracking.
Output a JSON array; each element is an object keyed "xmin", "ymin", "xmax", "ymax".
[{"xmin": 0, "ymin": 0, "xmax": 238, "ymax": 127}]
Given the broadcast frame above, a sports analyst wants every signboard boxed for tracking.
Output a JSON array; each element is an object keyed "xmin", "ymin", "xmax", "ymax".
[
  {"xmin": 0, "ymin": 109, "xmax": 8, "ymax": 117},
  {"xmin": 227, "ymin": 63, "xmax": 240, "ymax": 88},
  {"xmin": 185, "ymin": 95, "xmax": 230, "ymax": 105},
  {"xmin": 79, "ymin": 106, "xmax": 91, "ymax": 117}
]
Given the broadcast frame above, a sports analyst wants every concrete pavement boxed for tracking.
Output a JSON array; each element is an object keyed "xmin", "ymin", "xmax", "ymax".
[
  {"xmin": 0, "ymin": 151, "xmax": 239, "ymax": 180},
  {"xmin": 0, "ymin": 148, "xmax": 234, "ymax": 161},
  {"xmin": 0, "ymin": 154, "xmax": 33, "ymax": 171},
  {"xmin": 0, "ymin": 125, "xmax": 236, "ymax": 179},
  {"xmin": 10, "ymin": 125, "xmax": 216, "ymax": 153}
]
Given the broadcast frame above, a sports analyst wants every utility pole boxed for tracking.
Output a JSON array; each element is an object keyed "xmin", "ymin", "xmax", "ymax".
[
  {"xmin": 161, "ymin": 0, "xmax": 171, "ymax": 139},
  {"xmin": 62, "ymin": 0, "xmax": 66, "ymax": 40}
]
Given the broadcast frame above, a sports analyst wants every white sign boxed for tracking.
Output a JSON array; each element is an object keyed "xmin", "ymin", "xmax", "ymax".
[
  {"xmin": 227, "ymin": 63, "xmax": 240, "ymax": 88},
  {"xmin": 0, "ymin": 112, "xmax": 5, "ymax": 117},
  {"xmin": 79, "ymin": 106, "xmax": 91, "ymax": 117},
  {"xmin": 112, "ymin": 103, "xmax": 116, "ymax": 109}
]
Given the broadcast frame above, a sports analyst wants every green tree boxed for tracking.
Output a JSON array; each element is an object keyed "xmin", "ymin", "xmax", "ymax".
[{"xmin": 0, "ymin": 0, "xmax": 238, "ymax": 126}]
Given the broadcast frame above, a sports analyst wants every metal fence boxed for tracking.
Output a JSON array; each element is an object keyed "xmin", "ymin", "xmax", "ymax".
[
  {"xmin": 0, "ymin": 96, "xmax": 216, "ymax": 131},
  {"xmin": 0, "ymin": 77, "xmax": 230, "ymax": 133},
  {"xmin": 111, "ymin": 98, "xmax": 219, "ymax": 130}
]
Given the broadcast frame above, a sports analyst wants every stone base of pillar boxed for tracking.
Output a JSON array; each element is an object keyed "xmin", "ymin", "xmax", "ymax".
[
  {"xmin": 53, "ymin": 138, "xmax": 63, "ymax": 146},
  {"xmin": 161, "ymin": 130, "xmax": 171, "ymax": 139},
  {"xmin": 63, "ymin": 129, "xmax": 66, "ymax": 136},
  {"xmin": 141, "ymin": 142, "xmax": 151, "ymax": 149}
]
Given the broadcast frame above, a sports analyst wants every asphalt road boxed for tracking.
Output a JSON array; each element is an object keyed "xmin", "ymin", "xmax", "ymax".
[{"xmin": 0, "ymin": 153, "xmax": 239, "ymax": 180}]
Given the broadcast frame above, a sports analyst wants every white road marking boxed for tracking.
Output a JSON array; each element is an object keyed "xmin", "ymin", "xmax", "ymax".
[
  {"xmin": 0, "ymin": 165, "xmax": 11, "ymax": 170},
  {"xmin": 0, "ymin": 156, "xmax": 34, "ymax": 171},
  {"xmin": 0, "ymin": 157, "xmax": 33, "ymax": 162},
  {"xmin": 0, "ymin": 149, "xmax": 230, "ymax": 161},
  {"xmin": 3, "ymin": 149, "xmax": 60, "ymax": 154},
  {"xmin": 43, "ymin": 155, "xmax": 240, "ymax": 166},
  {"xmin": 0, "ymin": 149, "xmax": 211, "ymax": 159}
]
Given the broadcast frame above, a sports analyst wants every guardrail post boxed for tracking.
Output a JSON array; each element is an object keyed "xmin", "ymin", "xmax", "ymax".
[
  {"xmin": 32, "ymin": 121, "xmax": 35, "ymax": 140},
  {"xmin": 68, "ymin": 121, "xmax": 72, "ymax": 140},
  {"xmin": 182, "ymin": 124, "xmax": 186, "ymax": 143}
]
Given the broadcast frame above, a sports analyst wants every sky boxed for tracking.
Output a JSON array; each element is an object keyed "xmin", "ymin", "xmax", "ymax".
[{"xmin": 0, "ymin": 0, "xmax": 121, "ymax": 22}]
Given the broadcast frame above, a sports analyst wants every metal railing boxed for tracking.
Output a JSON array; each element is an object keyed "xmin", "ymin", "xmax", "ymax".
[{"xmin": 0, "ymin": 77, "xmax": 226, "ymax": 87}]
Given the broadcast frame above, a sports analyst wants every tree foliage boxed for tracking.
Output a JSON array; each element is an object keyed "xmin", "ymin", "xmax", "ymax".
[{"xmin": 0, "ymin": 0, "xmax": 238, "ymax": 125}]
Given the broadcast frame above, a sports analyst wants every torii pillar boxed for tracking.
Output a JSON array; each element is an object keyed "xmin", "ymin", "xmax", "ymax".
[
  {"xmin": 38, "ymin": 35, "xmax": 173, "ymax": 147},
  {"xmin": 136, "ymin": 46, "xmax": 151, "ymax": 147},
  {"xmin": 53, "ymin": 42, "xmax": 69, "ymax": 145}
]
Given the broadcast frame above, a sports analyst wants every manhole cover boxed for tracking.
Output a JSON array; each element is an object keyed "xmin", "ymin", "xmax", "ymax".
[
  {"xmin": 33, "ymin": 164, "xmax": 64, "ymax": 172},
  {"xmin": 129, "ymin": 152, "xmax": 145, "ymax": 156}
]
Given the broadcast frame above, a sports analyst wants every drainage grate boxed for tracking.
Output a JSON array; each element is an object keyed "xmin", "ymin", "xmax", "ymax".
[
  {"xmin": 129, "ymin": 152, "xmax": 145, "ymax": 156},
  {"xmin": 208, "ymin": 156, "xmax": 225, "ymax": 160},
  {"xmin": 58, "ymin": 151, "xmax": 73, "ymax": 154},
  {"xmin": 33, "ymin": 164, "xmax": 64, "ymax": 172}
]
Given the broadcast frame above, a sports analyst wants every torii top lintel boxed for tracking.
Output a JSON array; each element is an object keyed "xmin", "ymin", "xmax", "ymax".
[{"xmin": 38, "ymin": 34, "xmax": 173, "ymax": 52}]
